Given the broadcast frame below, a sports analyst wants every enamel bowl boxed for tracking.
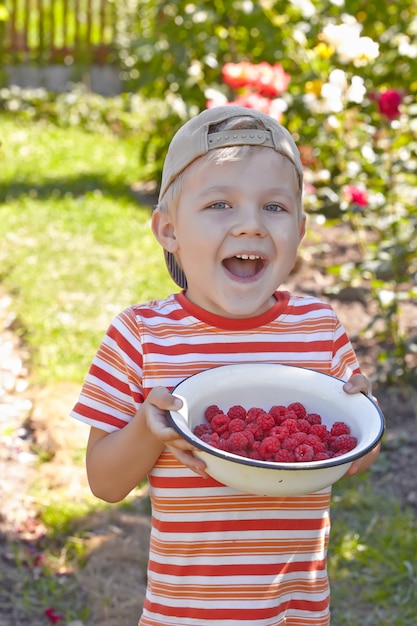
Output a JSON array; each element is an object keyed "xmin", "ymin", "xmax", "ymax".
[{"xmin": 168, "ymin": 363, "xmax": 385, "ymax": 497}]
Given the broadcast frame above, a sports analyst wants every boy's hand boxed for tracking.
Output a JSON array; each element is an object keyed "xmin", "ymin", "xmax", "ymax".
[
  {"xmin": 342, "ymin": 372, "xmax": 380, "ymax": 476},
  {"xmin": 144, "ymin": 386, "xmax": 209, "ymax": 478},
  {"xmin": 342, "ymin": 372, "xmax": 372, "ymax": 396}
]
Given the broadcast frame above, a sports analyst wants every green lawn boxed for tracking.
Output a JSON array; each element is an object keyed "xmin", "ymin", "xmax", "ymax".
[
  {"xmin": 1, "ymin": 114, "xmax": 416, "ymax": 625},
  {"xmin": 0, "ymin": 115, "xmax": 173, "ymax": 382}
]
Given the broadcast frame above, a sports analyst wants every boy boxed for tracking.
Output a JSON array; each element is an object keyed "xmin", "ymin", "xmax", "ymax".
[{"xmin": 71, "ymin": 105, "xmax": 380, "ymax": 625}]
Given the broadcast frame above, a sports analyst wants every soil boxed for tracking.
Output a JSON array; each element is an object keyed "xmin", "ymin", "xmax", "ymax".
[{"xmin": 0, "ymin": 220, "xmax": 416, "ymax": 626}]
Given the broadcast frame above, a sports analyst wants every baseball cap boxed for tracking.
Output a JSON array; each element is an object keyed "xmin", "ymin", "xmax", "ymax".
[{"xmin": 158, "ymin": 105, "xmax": 304, "ymax": 289}]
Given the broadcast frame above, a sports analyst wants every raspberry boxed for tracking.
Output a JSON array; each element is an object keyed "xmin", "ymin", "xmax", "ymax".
[
  {"xmin": 245, "ymin": 421, "xmax": 264, "ymax": 441},
  {"xmin": 296, "ymin": 419, "xmax": 311, "ymax": 434},
  {"xmin": 330, "ymin": 421, "xmax": 351, "ymax": 437},
  {"xmin": 269, "ymin": 405, "xmax": 289, "ymax": 425},
  {"xmin": 229, "ymin": 418, "xmax": 246, "ymax": 432},
  {"xmin": 227, "ymin": 405, "xmax": 247, "ymax": 420},
  {"xmin": 288, "ymin": 402, "xmax": 307, "ymax": 419},
  {"xmin": 227, "ymin": 431, "xmax": 250, "ymax": 452},
  {"xmin": 282, "ymin": 436, "xmax": 298, "ymax": 452},
  {"xmin": 304, "ymin": 434, "xmax": 326, "ymax": 453},
  {"xmin": 281, "ymin": 418, "xmax": 298, "ymax": 434},
  {"xmin": 292, "ymin": 431, "xmax": 307, "ymax": 445},
  {"xmin": 246, "ymin": 407, "xmax": 266, "ymax": 422},
  {"xmin": 331, "ymin": 434, "xmax": 357, "ymax": 452},
  {"xmin": 313, "ymin": 451, "xmax": 331, "ymax": 461},
  {"xmin": 270, "ymin": 426, "xmax": 290, "ymax": 441},
  {"xmin": 200, "ymin": 432, "xmax": 220, "ymax": 447},
  {"xmin": 259, "ymin": 436, "xmax": 281, "ymax": 460},
  {"xmin": 294, "ymin": 444, "xmax": 314, "ymax": 462},
  {"xmin": 211, "ymin": 413, "xmax": 231, "ymax": 434},
  {"xmin": 194, "ymin": 423, "xmax": 211, "ymax": 437},
  {"xmin": 275, "ymin": 449, "xmax": 294, "ymax": 463},
  {"xmin": 305, "ymin": 412, "xmax": 322, "ymax": 426},
  {"xmin": 256, "ymin": 412, "xmax": 275, "ymax": 433},
  {"xmin": 309, "ymin": 424, "xmax": 329, "ymax": 440},
  {"xmin": 204, "ymin": 405, "xmax": 222, "ymax": 422}
]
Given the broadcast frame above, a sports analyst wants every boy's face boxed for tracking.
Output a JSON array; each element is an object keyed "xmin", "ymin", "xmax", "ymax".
[{"xmin": 154, "ymin": 149, "xmax": 305, "ymax": 319}]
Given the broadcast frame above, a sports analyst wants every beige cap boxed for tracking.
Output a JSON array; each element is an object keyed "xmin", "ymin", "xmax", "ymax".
[{"xmin": 158, "ymin": 105, "xmax": 303, "ymax": 289}]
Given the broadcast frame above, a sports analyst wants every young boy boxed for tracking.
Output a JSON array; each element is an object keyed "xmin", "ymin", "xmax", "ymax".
[{"xmin": 71, "ymin": 105, "xmax": 380, "ymax": 625}]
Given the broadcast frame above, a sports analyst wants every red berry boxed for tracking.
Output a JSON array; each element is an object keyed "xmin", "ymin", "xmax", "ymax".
[
  {"xmin": 305, "ymin": 412, "xmax": 322, "ymax": 425},
  {"xmin": 256, "ymin": 412, "xmax": 275, "ymax": 433},
  {"xmin": 331, "ymin": 434, "xmax": 357, "ymax": 452},
  {"xmin": 204, "ymin": 405, "xmax": 222, "ymax": 422},
  {"xmin": 246, "ymin": 407, "xmax": 266, "ymax": 422},
  {"xmin": 275, "ymin": 449, "xmax": 294, "ymax": 463},
  {"xmin": 229, "ymin": 418, "xmax": 246, "ymax": 432},
  {"xmin": 282, "ymin": 437, "xmax": 298, "ymax": 452},
  {"xmin": 228, "ymin": 431, "xmax": 250, "ymax": 452},
  {"xmin": 211, "ymin": 413, "xmax": 231, "ymax": 434},
  {"xmin": 281, "ymin": 418, "xmax": 298, "ymax": 434},
  {"xmin": 313, "ymin": 451, "xmax": 331, "ymax": 461},
  {"xmin": 330, "ymin": 421, "xmax": 351, "ymax": 437},
  {"xmin": 292, "ymin": 431, "xmax": 307, "ymax": 445},
  {"xmin": 304, "ymin": 434, "xmax": 326, "ymax": 454},
  {"xmin": 259, "ymin": 436, "xmax": 281, "ymax": 460},
  {"xmin": 294, "ymin": 444, "xmax": 314, "ymax": 462},
  {"xmin": 269, "ymin": 405, "xmax": 289, "ymax": 425},
  {"xmin": 245, "ymin": 421, "xmax": 264, "ymax": 441},
  {"xmin": 296, "ymin": 419, "xmax": 311, "ymax": 434},
  {"xmin": 227, "ymin": 405, "xmax": 247, "ymax": 420},
  {"xmin": 288, "ymin": 402, "xmax": 307, "ymax": 419},
  {"xmin": 194, "ymin": 423, "xmax": 211, "ymax": 437},
  {"xmin": 310, "ymin": 424, "xmax": 329, "ymax": 440}
]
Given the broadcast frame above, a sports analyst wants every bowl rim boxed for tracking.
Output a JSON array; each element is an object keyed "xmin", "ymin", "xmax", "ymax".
[{"xmin": 168, "ymin": 363, "xmax": 385, "ymax": 471}]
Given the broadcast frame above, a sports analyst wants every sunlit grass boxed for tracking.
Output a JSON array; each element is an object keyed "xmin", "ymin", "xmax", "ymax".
[
  {"xmin": 329, "ymin": 468, "xmax": 417, "ymax": 625},
  {"xmin": 0, "ymin": 116, "xmax": 174, "ymax": 382}
]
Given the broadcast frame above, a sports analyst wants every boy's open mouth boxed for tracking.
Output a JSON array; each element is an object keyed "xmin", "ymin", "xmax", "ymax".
[{"xmin": 222, "ymin": 254, "xmax": 266, "ymax": 278}]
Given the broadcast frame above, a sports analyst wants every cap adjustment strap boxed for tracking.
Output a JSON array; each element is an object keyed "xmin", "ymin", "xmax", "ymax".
[{"xmin": 207, "ymin": 129, "xmax": 274, "ymax": 149}]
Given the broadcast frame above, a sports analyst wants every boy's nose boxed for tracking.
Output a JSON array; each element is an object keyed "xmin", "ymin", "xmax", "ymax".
[{"xmin": 231, "ymin": 206, "xmax": 266, "ymax": 237}]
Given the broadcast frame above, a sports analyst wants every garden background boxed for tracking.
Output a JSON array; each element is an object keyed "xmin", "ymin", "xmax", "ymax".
[{"xmin": 0, "ymin": 1, "xmax": 417, "ymax": 625}]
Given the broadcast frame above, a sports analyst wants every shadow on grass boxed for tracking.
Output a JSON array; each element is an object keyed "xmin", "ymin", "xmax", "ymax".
[{"xmin": 0, "ymin": 174, "xmax": 156, "ymax": 208}]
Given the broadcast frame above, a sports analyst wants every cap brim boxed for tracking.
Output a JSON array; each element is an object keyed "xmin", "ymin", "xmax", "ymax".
[{"xmin": 165, "ymin": 250, "xmax": 188, "ymax": 289}]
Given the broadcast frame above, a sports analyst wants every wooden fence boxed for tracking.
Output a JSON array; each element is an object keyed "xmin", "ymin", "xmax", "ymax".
[{"xmin": 1, "ymin": 0, "xmax": 117, "ymax": 64}]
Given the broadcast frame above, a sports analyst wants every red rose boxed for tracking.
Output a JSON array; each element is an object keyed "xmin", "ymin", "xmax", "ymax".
[
  {"xmin": 377, "ymin": 89, "xmax": 403, "ymax": 120},
  {"xmin": 344, "ymin": 185, "xmax": 368, "ymax": 207}
]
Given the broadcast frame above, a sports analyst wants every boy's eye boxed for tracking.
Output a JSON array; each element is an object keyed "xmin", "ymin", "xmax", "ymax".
[
  {"xmin": 207, "ymin": 201, "xmax": 231, "ymax": 210},
  {"xmin": 264, "ymin": 202, "xmax": 285, "ymax": 212}
]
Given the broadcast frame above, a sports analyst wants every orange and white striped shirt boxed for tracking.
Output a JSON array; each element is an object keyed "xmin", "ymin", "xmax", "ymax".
[{"xmin": 71, "ymin": 290, "xmax": 360, "ymax": 625}]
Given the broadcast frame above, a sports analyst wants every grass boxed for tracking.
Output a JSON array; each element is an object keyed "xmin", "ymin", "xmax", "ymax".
[
  {"xmin": 0, "ymin": 115, "xmax": 173, "ymax": 383},
  {"xmin": 1, "ymin": 114, "xmax": 417, "ymax": 624}
]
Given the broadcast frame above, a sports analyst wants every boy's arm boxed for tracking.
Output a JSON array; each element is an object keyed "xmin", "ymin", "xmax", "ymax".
[{"xmin": 86, "ymin": 386, "xmax": 207, "ymax": 503}]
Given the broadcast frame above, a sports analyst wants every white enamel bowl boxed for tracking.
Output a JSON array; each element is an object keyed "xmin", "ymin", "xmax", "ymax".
[{"xmin": 168, "ymin": 363, "xmax": 385, "ymax": 497}]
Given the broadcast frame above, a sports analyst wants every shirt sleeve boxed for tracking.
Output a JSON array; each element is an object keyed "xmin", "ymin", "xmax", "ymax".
[{"xmin": 70, "ymin": 307, "xmax": 144, "ymax": 432}]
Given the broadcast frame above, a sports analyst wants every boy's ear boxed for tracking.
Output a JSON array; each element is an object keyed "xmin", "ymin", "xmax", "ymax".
[{"xmin": 151, "ymin": 209, "xmax": 179, "ymax": 252}]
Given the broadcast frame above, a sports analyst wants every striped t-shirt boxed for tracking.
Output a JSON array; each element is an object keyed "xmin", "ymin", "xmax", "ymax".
[{"xmin": 71, "ymin": 290, "xmax": 360, "ymax": 626}]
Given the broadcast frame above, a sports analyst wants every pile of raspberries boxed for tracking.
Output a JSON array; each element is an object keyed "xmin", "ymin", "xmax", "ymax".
[{"xmin": 193, "ymin": 402, "xmax": 357, "ymax": 463}]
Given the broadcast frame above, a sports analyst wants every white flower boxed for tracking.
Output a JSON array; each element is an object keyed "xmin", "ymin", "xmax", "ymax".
[
  {"xmin": 346, "ymin": 76, "xmax": 366, "ymax": 103},
  {"xmin": 321, "ymin": 21, "xmax": 379, "ymax": 65}
]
